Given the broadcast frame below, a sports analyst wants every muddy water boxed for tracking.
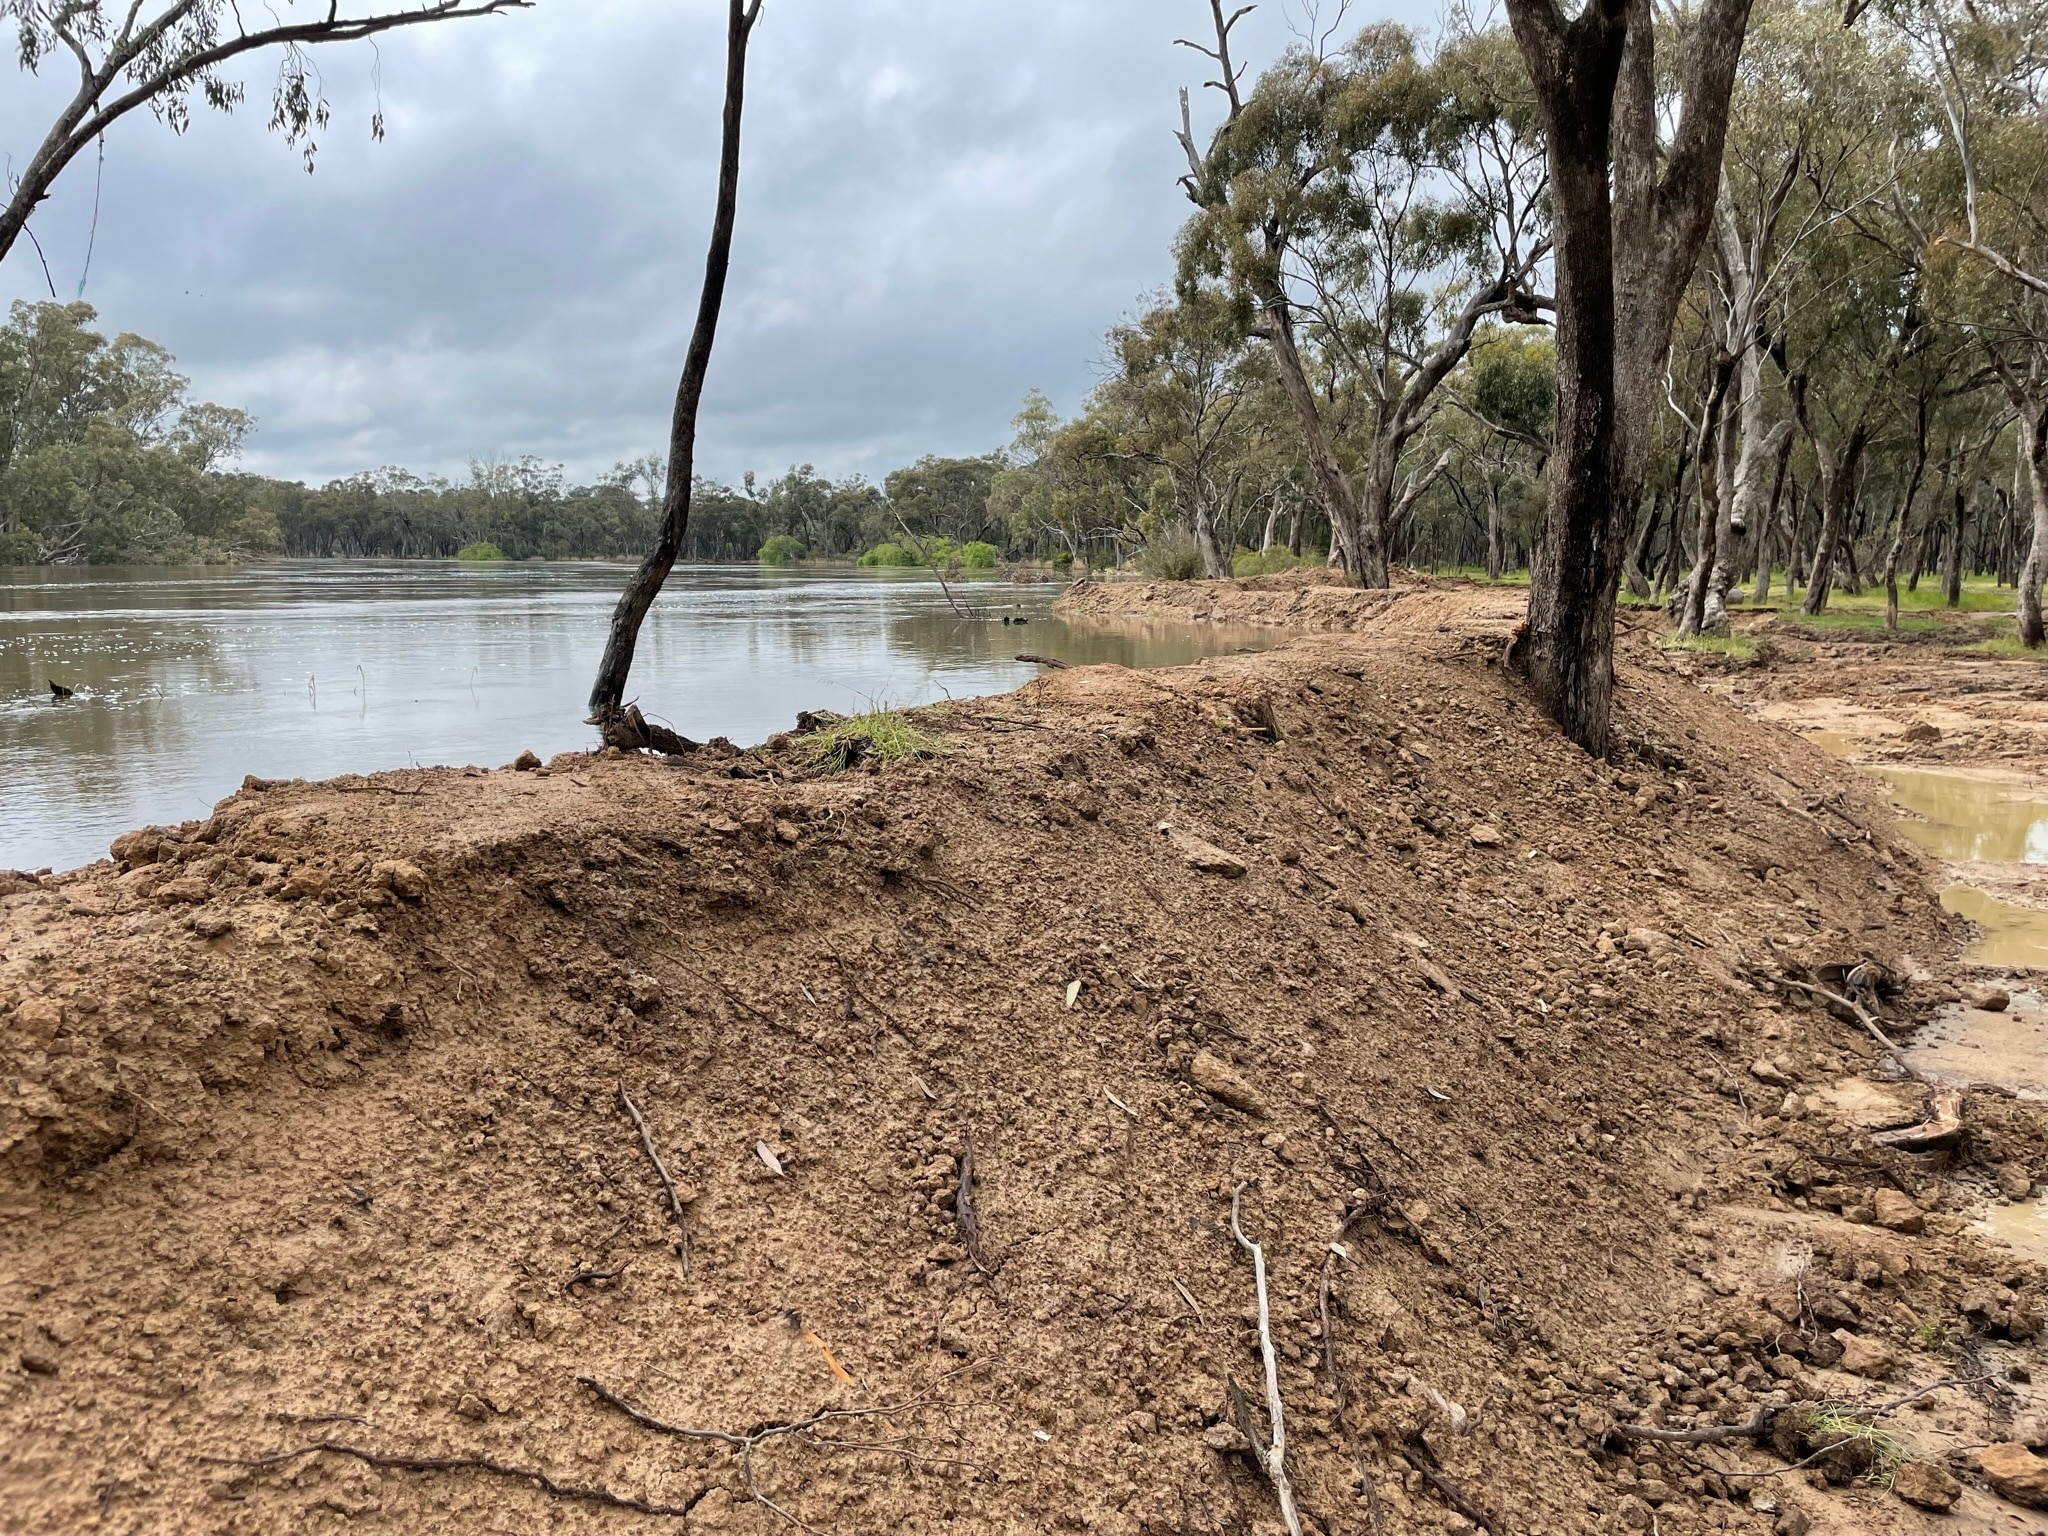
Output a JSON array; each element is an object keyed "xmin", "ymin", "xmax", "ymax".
[
  {"xmin": 1802, "ymin": 737, "xmax": 2048, "ymax": 968},
  {"xmin": 0, "ymin": 563, "xmax": 1270, "ymax": 873},
  {"xmin": 1877, "ymin": 771, "xmax": 2048, "ymax": 969}
]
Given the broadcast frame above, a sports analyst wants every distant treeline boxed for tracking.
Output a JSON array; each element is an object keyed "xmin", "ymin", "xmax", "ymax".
[{"xmin": 0, "ymin": 300, "xmax": 1046, "ymax": 568}]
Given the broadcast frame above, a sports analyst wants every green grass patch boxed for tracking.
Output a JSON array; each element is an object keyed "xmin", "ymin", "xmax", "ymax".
[
  {"xmin": 455, "ymin": 541, "xmax": 507, "ymax": 562},
  {"xmin": 1959, "ymin": 634, "xmax": 2045, "ymax": 656},
  {"xmin": 1232, "ymin": 546, "xmax": 1314, "ymax": 578},
  {"xmin": 1662, "ymin": 633, "xmax": 1756, "ymax": 660},
  {"xmin": 799, "ymin": 709, "xmax": 949, "ymax": 773}
]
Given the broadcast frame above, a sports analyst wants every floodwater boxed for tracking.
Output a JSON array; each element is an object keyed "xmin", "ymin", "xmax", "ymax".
[
  {"xmin": 0, "ymin": 562, "xmax": 1270, "ymax": 874},
  {"xmin": 1876, "ymin": 768, "xmax": 2048, "ymax": 969},
  {"xmin": 1802, "ymin": 733, "xmax": 2048, "ymax": 968}
]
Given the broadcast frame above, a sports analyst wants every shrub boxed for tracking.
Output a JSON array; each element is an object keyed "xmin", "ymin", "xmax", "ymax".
[
  {"xmin": 1138, "ymin": 533, "xmax": 1204, "ymax": 581},
  {"xmin": 857, "ymin": 542, "xmax": 921, "ymax": 568},
  {"xmin": 758, "ymin": 534, "xmax": 807, "ymax": 565},
  {"xmin": 1232, "ymin": 546, "xmax": 1309, "ymax": 579},
  {"xmin": 455, "ymin": 541, "xmax": 507, "ymax": 562},
  {"xmin": 961, "ymin": 541, "xmax": 999, "ymax": 569}
]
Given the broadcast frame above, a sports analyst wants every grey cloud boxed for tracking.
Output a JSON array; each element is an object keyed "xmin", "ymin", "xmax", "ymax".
[{"xmin": 0, "ymin": 1, "xmax": 1422, "ymax": 488}]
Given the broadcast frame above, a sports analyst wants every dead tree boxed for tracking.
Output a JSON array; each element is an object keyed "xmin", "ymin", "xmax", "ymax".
[{"xmin": 587, "ymin": 0, "xmax": 764, "ymax": 743}]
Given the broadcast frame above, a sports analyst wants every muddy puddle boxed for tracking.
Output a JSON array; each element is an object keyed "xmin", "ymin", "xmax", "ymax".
[{"xmin": 1802, "ymin": 732, "xmax": 2048, "ymax": 968}]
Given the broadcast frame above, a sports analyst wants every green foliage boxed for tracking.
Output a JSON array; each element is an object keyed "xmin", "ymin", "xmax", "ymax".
[
  {"xmin": 798, "ymin": 710, "xmax": 949, "ymax": 773},
  {"xmin": 1139, "ymin": 532, "xmax": 1206, "ymax": 580},
  {"xmin": 0, "ymin": 300, "xmax": 262, "ymax": 564},
  {"xmin": 960, "ymin": 540, "xmax": 999, "ymax": 569},
  {"xmin": 757, "ymin": 533, "xmax": 807, "ymax": 565},
  {"xmin": 858, "ymin": 541, "xmax": 921, "ymax": 568},
  {"xmin": 1233, "ymin": 546, "xmax": 1312, "ymax": 578},
  {"xmin": 455, "ymin": 541, "xmax": 507, "ymax": 562}
]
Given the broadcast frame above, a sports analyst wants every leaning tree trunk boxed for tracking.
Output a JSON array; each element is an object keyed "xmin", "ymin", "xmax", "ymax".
[
  {"xmin": 1800, "ymin": 425, "xmax": 1867, "ymax": 616},
  {"xmin": 589, "ymin": 0, "xmax": 763, "ymax": 741},
  {"xmin": 1679, "ymin": 352, "xmax": 1738, "ymax": 638},
  {"xmin": 1255, "ymin": 291, "xmax": 1377, "ymax": 586}
]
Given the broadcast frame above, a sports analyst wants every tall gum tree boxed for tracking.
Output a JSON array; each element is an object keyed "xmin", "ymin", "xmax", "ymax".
[
  {"xmin": 0, "ymin": 1, "xmax": 530, "ymax": 276},
  {"xmin": 1176, "ymin": 9, "xmax": 1550, "ymax": 588},
  {"xmin": 1502, "ymin": 0, "xmax": 1755, "ymax": 754}
]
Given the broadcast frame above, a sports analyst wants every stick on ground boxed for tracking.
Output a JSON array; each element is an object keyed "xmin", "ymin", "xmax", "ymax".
[
  {"xmin": 197, "ymin": 1442, "xmax": 695, "ymax": 1518},
  {"xmin": 1231, "ymin": 1181, "xmax": 1304, "ymax": 1536},
  {"xmin": 616, "ymin": 1083, "xmax": 690, "ymax": 1274}
]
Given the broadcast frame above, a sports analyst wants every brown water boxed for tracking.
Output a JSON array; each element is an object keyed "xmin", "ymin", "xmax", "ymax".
[{"xmin": 1, "ymin": 562, "xmax": 1269, "ymax": 873}]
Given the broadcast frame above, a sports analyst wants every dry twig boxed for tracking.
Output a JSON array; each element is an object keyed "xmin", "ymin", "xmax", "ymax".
[
  {"xmin": 196, "ymin": 1442, "xmax": 694, "ymax": 1518},
  {"xmin": 578, "ymin": 1375, "xmax": 963, "ymax": 1533},
  {"xmin": 1231, "ymin": 1181, "xmax": 1303, "ymax": 1536},
  {"xmin": 616, "ymin": 1084, "xmax": 691, "ymax": 1273},
  {"xmin": 1399, "ymin": 1434, "xmax": 1503, "ymax": 1536}
]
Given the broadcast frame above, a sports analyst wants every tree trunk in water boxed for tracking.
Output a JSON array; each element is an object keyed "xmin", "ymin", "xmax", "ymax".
[
  {"xmin": 590, "ymin": 0, "xmax": 763, "ymax": 728},
  {"xmin": 1255, "ymin": 295, "xmax": 1378, "ymax": 586},
  {"xmin": 1799, "ymin": 427, "xmax": 1867, "ymax": 616}
]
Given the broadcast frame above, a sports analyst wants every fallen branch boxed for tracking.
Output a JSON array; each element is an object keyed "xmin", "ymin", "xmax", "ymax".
[
  {"xmin": 1399, "ymin": 1433, "xmax": 1503, "ymax": 1536},
  {"xmin": 196, "ymin": 1442, "xmax": 695, "ymax": 1518},
  {"xmin": 1015, "ymin": 653, "xmax": 1068, "ymax": 668},
  {"xmin": 616, "ymin": 1084, "xmax": 691, "ymax": 1273},
  {"xmin": 1231, "ymin": 1181, "xmax": 1303, "ymax": 1536},
  {"xmin": 1776, "ymin": 977, "xmax": 1928, "ymax": 1084}
]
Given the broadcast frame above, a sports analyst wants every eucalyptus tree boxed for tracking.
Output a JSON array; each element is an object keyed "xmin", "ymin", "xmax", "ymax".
[
  {"xmin": 1094, "ymin": 291, "xmax": 1273, "ymax": 579},
  {"xmin": 1176, "ymin": 8, "xmax": 1549, "ymax": 588},
  {"xmin": 0, "ymin": 1, "xmax": 529, "ymax": 276},
  {"xmin": 1499, "ymin": 0, "xmax": 1754, "ymax": 752},
  {"xmin": 1673, "ymin": 0, "xmax": 1891, "ymax": 632},
  {"xmin": 1899, "ymin": 0, "xmax": 2048, "ymax": 645},
  {"xmin": 1447, "ymin": 325, "xmax": 1553, "ymax": 578}
]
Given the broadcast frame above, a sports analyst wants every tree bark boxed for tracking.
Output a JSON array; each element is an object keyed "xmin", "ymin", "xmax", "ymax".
[
  {"xmin": 1679, "ymin": 350, "xmax": 1738, "ymax": 637},
  {"xmin": 589, "ymin": 0, "xmax": 763, "ymax": 726},
  {"xmin": 1254, "ymin": 290, "xmax": 1378, "ymax": 585},
  {"xmin": 1507, "ymin": 0, "xmax": 1754, "ymax": 753},
  {"xmin": 1799, "ymin": 424, "xmax": 1868, "ymax": 616},
  {"xmin": 2021, "ymin": 400, "xmax": 2048, "ymax": 648}
]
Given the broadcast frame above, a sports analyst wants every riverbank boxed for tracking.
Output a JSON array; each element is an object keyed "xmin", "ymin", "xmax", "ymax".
[{"xmin": 5, "ymin": 579, "xmax": 2047, "ymax": 1535}]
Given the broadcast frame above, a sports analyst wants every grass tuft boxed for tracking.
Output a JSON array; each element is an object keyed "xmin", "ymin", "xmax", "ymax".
[
  {"xmin": 799, "ymin": 709, "xmax": 949, "ymax": 773},
  {"xmin": 1662, "ymin": 633, "xmax": 1757, "ymax": 660}
]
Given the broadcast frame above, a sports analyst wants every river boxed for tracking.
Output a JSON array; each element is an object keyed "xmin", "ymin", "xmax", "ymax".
[{"xmin": 0, "ymin": 561, "xmax": 1267, "ymax": 873}]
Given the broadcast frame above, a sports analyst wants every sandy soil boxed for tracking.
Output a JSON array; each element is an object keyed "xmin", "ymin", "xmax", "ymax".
[{"xmin": 5, "ymin": 576, "xmax": 2048, "ymax": 1536}]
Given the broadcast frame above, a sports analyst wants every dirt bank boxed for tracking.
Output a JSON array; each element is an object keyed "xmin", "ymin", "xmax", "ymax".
[{"xmin": 4, "ymin": 582, "xmax": 2046, "ymax": 1536}]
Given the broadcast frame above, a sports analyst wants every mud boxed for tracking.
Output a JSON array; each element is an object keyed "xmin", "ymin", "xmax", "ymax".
[{"xmin": 4, "ymin": 576, "xmax": 2048, "ymax": 1536}]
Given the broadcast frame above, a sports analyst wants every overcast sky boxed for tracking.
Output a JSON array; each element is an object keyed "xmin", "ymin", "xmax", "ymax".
[{"xmin": 0, "ymin": 1, "xmax": 1424, "ymax": 488}]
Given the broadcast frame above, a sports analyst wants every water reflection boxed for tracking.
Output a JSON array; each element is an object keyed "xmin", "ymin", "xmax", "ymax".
[
  {"xmin": 1878, "ymin": 768, "xmax": 2048, "ymax": 865},
  {"xmin": 1, "ymin": 562, "xmax": 1268, "ymax": 872}
]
